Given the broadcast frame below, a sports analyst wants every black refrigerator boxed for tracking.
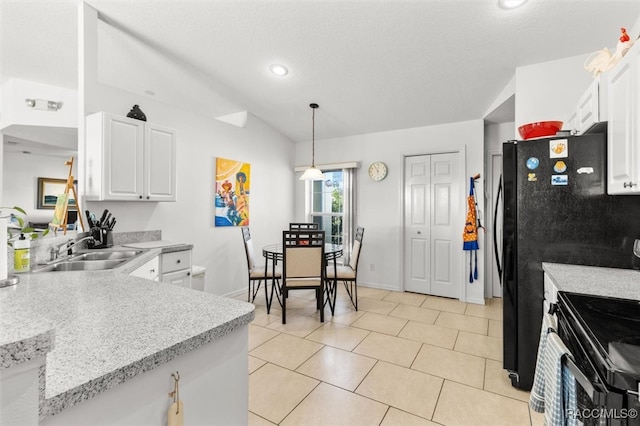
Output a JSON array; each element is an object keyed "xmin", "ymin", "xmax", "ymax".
[{"xmin": 502, "ymin": 131, "xmax": 640, "ymax": 391}]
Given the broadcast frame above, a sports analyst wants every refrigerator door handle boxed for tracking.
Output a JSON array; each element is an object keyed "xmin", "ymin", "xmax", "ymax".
[{"xmin": 493, "ymin": 175, "xmax": 503, "ymax": 284}]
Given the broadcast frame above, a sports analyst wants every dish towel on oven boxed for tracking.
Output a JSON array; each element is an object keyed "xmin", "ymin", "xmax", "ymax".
[
  {"xmin": 530, "ymin": 315, "xmax": 578, "ymax": 426},
  {"xmin": 530, "ymin": 313, "xmax": 557, "ymax": 412},
  {"xmin": 543, "ymin": 333, "xmax": 578, "ymax": 426}
]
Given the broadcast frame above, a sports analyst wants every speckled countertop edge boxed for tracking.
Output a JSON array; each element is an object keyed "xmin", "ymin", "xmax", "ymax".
[
  {"xmin": 542, "ymin": 262, "xmax": 640, "ymax": 301},
  {"xmin": 1, "ymin": 239, "xmax": 254, "ymax": 419},
  {"xmin": 41, "ymin": 310, "xmax": 254, "ymax": 418},
  {"xmin": 0, "ymin": 326, "xmax": 54, "ymax": 369},
  {"xmin": 0, "ymin": 293, "xmax": 55, "ymax": 369}
]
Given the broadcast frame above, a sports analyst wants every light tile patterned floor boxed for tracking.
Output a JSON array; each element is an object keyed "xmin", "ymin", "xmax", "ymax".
[{"xmin": 242, "ymin": 285, "xmax": 544, "ymax": 426}]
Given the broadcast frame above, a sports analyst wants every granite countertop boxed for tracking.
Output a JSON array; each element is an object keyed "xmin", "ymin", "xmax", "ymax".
[
  {"xmin": 0, "ymin": 242, "xmax": 255, "ymax": 419},
  {"xmin": 542, "ymin": 262, "xmax": 640, "ymax": 301}
]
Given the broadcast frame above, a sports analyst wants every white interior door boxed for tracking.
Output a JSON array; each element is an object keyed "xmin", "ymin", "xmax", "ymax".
[{"xmin": 404, "ymin": 152, "xmax": 460, "ymax": 298}]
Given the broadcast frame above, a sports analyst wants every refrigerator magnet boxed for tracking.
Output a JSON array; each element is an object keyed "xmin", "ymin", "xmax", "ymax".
[
  {"xmin": 577, "ymin": 167, "xmax": 594, "ymax": 174},
  {"xmin": 550, "ymin": 139, "xmax": 568, "ymax": 158},
  {"xmin": 551, "ymin": 175, "xmax": 568, "ymax": 186},
  {"xmin": 526, "ymin": 157, "xmax": 539, "ymax": 170},
  {"xmin": 553, "ymin": 160, "xmax": 567, "ymax": 173},
  {"xmin": 528, "ymin": 173, "xmax": 537, "ymax": 182}
]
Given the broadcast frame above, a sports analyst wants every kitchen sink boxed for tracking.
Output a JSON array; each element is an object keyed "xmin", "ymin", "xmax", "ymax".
[
  {"xmin": 33, "ymin": 259, "xmax": 126, "ymax": 273},
  {"xmin": 32, "ymin": 249, "xmax": 145, "ymax": 273},
  {"xmin": 69, "ymin": 250, "xmax": 144, "ymax": 262}
]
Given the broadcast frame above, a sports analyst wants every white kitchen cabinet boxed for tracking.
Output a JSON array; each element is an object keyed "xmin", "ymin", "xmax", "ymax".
[
  {"xmin": 161, "ymin": 250, "xmax": 192, "ymax": 288},
  {"xmin": 576, "ymin": 77, "xmax": 600, "ymax": 134},
  {"xmin": 566, "ymin": 76, "xmax": 608, "ymax": 136},
  {"xmin": 607, "ymin": 41, "xmax": 640, "ymax": 194},
  {"xmin": 130, "ymin": 249, "xmax": 192, "ymax": 288},
  {"xmin": 85, "ymin": 112, "xmax": 177, "ymax": 201},
  {"xmin": 129, "ymin": 256, "xmax": 160, "ymax": 281}
]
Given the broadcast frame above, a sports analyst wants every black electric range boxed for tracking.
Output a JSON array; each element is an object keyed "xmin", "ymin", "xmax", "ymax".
[{"xmin": 556, "ymin": 291, "xmax": 640, "ymax": 425}]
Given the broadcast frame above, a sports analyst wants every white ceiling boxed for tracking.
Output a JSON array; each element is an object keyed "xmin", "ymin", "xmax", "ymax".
[{"xmin": 2, "ymin": 0, "xmax": 640, "ymax": 144}]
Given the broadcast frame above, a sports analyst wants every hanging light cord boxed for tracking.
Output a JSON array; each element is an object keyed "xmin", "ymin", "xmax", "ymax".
[{"xmin": 311, "ymin": 106, "xmax": 316, "ymax": 167}]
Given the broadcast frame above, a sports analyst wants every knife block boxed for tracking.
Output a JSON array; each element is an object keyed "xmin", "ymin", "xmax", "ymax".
[{"xmin": 89, "ymin": 228, "xmax": 113, "ymax": 249}]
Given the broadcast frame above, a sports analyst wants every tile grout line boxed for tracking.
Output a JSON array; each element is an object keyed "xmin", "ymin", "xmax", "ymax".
[{"xmin": 247, "ymin": 291, "xmax": 532, "ymax": 425}]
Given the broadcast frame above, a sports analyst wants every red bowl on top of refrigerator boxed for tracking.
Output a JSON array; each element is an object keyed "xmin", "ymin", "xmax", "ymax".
[{"xmin": 518, "ymin": 121, "xmax": 563, "ymax": 140}]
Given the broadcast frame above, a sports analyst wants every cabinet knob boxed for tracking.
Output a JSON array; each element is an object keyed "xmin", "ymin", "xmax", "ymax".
[
  {"xmin": 150, "ymin": 269, "xmax": 155, "ymax": 273},
  {"xmin": 139, "ymin": 195, "xmax": 143, "ymax": 199},
  {"xmin": 624, "ymin": 182, "xmax": 637, "ymax": 188},
  {"xmin": 176, "ymin": 259, "xmax": 181, "ymax": 264},
  {"xmin": 146, "ymin": 196, "xmax": 150, "ymax": 199}
]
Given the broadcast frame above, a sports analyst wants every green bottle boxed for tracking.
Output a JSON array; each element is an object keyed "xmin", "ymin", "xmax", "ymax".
[{"xmin": 14, "ymin": 234, "xmax": 31, "ymax": 273}]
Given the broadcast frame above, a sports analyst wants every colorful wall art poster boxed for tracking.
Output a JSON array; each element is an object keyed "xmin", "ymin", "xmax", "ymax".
[{"xmin": 215, "ymin": 157, "xmax": 250, "ymax": 226}]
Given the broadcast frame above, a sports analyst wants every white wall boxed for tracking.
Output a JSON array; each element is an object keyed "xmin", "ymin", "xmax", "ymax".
[
  {"xmin": 75, "ymin": 5, "xmax": 295, "ymax": 297},
  {"xmin": 2, "ymin": 153, "xmax": 72, "ymax": 224},
  {"xmin": 82, "ymin": 89, "xmax": 294, "ymax": 297},
  {"xmin": 0, "ymin": 79, "xmax": 77, "ymax": 129},
  {"xmin": 295, "ymin": 119, "xmax": 486, "ymax": 304},
  {"xmin": 515, "ymin": 53, "xmax": 594, "ymax": 133},
  {"xmin": 485, "ymin": 122, "xmax": 515, "ymax": 154},
  {"xmin": 483, "ymin": 121, "xmax": 514, "ymax": 298}
]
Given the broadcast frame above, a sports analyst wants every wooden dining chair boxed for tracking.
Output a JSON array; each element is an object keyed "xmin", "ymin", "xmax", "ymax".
[
  {"xmin": 241, "ymin": 227, "xmax": 281, "ymax": 306},
  {"xmin": 289, "ymin": 222, "xmax": 319, "ymax": 230},
  {"xmin": 327, "ymin": 226, "xmax": 365, "ymax": 311},
  {"xmin": 281, "ymin": 229, "xmax": 325, "ymax": 324}
]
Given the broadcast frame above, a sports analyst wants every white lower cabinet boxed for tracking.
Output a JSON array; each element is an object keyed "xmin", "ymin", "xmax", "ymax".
[
  {"xmin": 161, "ymin": 250, "xmax": 192, "ymax": 288},
  {"xmin": 130, "ymin": 250, "xmax": 192, "ymax": 288},
  {"xmin": 162, "ymin": 269, "xmax": 191, "ymax": 287},
  {"xmin": 130, "ymin": 256, "xmax": 160, "ymax": 281}
]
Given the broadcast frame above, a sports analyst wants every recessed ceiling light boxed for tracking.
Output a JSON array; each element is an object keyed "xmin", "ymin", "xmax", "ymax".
[
  {"xmin": 498, "ymin": 0, "xmax": 527, "ymax": 9},
  {"xmin": 269, "ymin": 64, "xmax": 289, "ymax": 77}
]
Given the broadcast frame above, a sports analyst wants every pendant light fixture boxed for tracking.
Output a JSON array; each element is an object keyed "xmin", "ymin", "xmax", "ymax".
[{"xmin": 300, "ymin": 103, "xmax": 325, "ymax": 181}]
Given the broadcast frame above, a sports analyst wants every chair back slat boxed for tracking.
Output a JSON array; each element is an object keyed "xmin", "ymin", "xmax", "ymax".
[{"xmin": 289, "ymin": 222, "xmax": 319, "ymax": 230}]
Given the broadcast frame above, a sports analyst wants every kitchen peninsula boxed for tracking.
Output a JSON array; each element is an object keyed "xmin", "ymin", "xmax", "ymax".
[{"xmin": 0, "ymin": 244, "xmax": 254, "ymax": 425}]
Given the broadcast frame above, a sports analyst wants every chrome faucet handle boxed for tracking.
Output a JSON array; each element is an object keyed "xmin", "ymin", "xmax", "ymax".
[{"xmin": 50, "ymin": 246, "xmax": 58, "ymax": 261}]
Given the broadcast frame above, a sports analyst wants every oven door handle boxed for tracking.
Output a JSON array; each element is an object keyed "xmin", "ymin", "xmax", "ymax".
[{"xmin": 562, "ymin": 354, "xmax": 606, "ymax": 403}]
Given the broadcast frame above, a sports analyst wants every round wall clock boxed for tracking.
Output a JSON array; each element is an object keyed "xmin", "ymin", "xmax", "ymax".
[{"xmin": 368, "ymin": 161, "xmax": 388, "ymax": 181}]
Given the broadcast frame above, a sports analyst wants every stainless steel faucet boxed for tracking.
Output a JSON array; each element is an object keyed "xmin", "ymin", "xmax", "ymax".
[{"xmin": 50, "ymin": 236, "xmax": 95, "ymax": 261}]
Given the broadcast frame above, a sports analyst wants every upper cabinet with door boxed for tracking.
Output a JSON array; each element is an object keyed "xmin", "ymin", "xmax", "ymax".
[
  {"xmin": 607, "ymin": 40, "xmax": 640, "ymax": 194},
  {"xmin": 565, "ymin": 76, "xmax": 608, "ymax": 136},
  {"xmin": 576, "ymin": 77, "xmax": 607, "ymax": 135},
  {"xmin": 85, "ymin": 112, "xmax": 177, "ymax": 201}
]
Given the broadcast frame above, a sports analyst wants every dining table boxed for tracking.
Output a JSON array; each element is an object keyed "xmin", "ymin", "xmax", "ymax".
[{"xmin": 261, "ymin": 243, "xmax": 343, "ymax": 314}]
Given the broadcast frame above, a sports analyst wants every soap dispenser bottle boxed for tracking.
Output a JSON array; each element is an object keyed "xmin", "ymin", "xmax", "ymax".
[{"xmin": 14, "ymin": 234, "xmax": 30, "ymax": 273}]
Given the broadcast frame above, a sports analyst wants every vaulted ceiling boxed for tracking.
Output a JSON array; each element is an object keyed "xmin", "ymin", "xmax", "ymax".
[{"xmin": 2, "ymin": 1, "xmax": 640, "ymax": 143}]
